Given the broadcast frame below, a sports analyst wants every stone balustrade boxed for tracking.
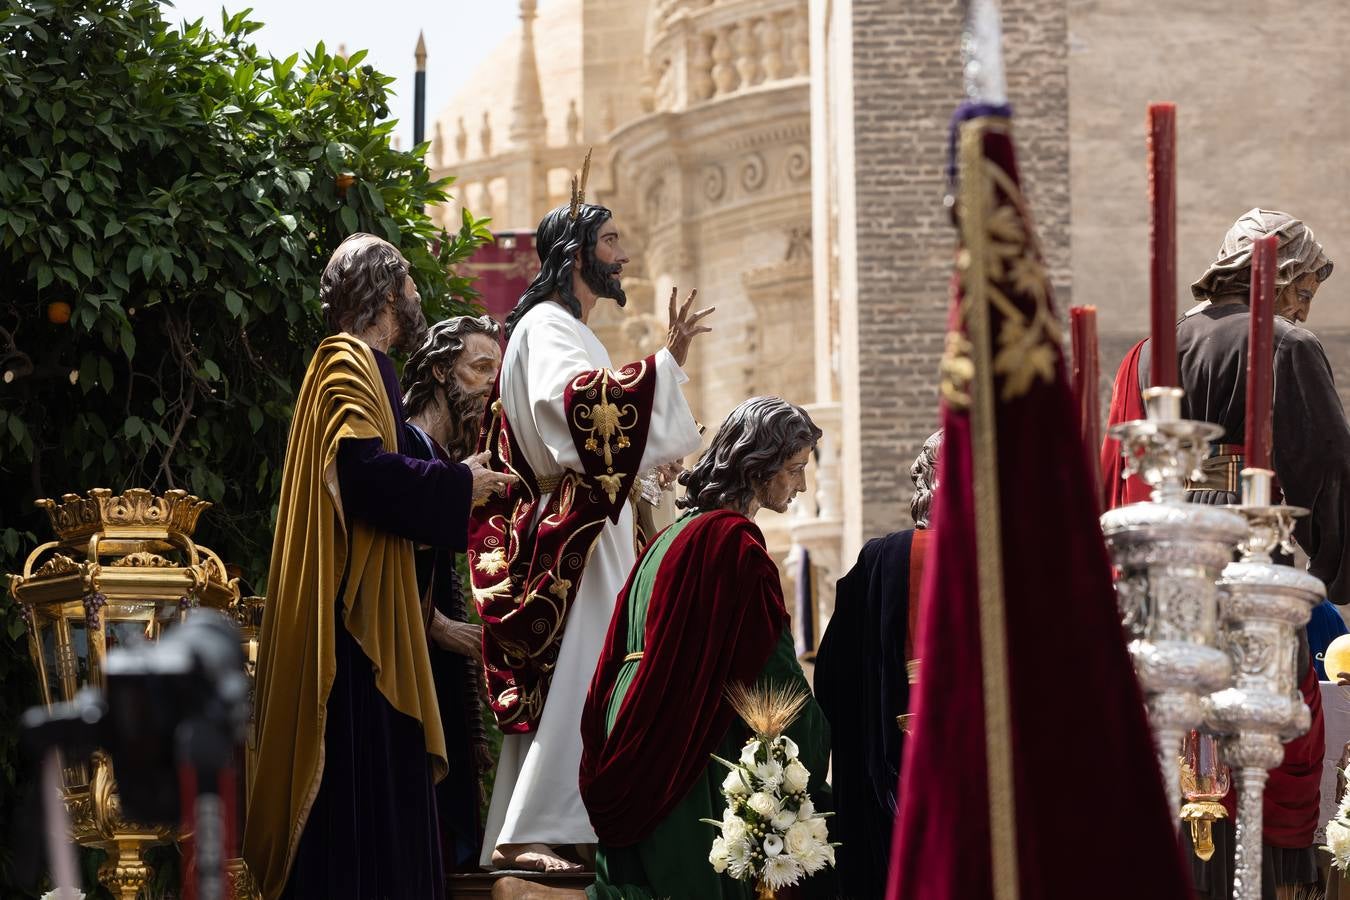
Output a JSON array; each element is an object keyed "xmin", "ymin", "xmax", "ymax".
[{"xmin": 643, "ymin": 0, "xmax": 809, "ymax": 114}]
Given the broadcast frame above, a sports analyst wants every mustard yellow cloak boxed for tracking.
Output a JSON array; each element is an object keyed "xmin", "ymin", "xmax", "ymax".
[{"xmin": 242, "ymin": 333, "xmax": 446, "ymax": 899}]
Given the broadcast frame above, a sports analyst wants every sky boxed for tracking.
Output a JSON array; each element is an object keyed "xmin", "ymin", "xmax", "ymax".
[{"xmin": 158, "ymin": 0, "xmax": 522, "ymax": 149}]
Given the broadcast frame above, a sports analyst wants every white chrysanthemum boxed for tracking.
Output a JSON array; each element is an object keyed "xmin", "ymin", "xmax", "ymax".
[
  {"xmin": 782, "ymin": 758, "xmax": 810, "ymax": 794},
  {"xmin": 748, "ymin": 791, "xmax": 780, "ymax": 818},
  {"xmin": 796, "ymin": 797, "xmax": 816, "ymax": 821},
  {"xmin": 763, "ymin": 833, "xmax": 785, "ymax": 857},
  {"xmin": 761, "ymin": 854, "xmax": 804, "ymax": 890},
  {"xmin": 725, "ymin": 837, "xmax": 754, "ymax": 880},
  {"xmin": 722, "ymin": 811, "xmax": 748, "ymax": 844},
  {"xmin": 772, "ymin": 809, "xmax": 799, "ymax": 831},
  {"xmin": 808, "ymin": 815, "xmax": 829, "ymax": 842},
  {"xmin": 740, "ymin": 739, "xmax": 762, "ymax": 766},
  {"xmin": 709, "ymin": 836, "xmax": 730, "ymax": 873},
  {"xmin": 723, "ymin": 766, "xmax": 751, "ymax": 796},
  {"xmin": 1328, "ymin": 820, "xmax": 1350, "ymax": 872},
  {"xmin": 40, "ymin": 893, "xmax": 85, "ymax": 900},
  {"xmin": 755, "ymin": 759, "xmax": 785, "ymax": 789},
  {"xmin": 792, "ymin": 838, "xmax": 831, "ymax": 875},
  {"xmin": 823, "ymin": 842, "xmax": 837, "ymax": 865}
]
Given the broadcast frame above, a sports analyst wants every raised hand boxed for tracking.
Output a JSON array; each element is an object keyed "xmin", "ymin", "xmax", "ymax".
[{"xmin": 665, "ymin": 286, "xmax": 714, "ymax": 367}]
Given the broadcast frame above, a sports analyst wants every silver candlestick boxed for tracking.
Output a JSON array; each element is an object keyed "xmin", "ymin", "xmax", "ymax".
[
  {"xmin": 1204, "ymin": 467, "xmax": 1320, "ymax": 900},
  {"xmin": 1101, "ymin": 387, "xmax": 1248, "ymax": 819}
]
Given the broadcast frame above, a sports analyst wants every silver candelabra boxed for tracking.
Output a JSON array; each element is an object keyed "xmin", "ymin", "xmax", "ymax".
[
  {"xmin": 1100, "ymin": 387, "xmax": 1247, "ymax": 819},
  {"xmin": 1204, "ymin": 467, "xmax": 1320, "ymax": 900}
]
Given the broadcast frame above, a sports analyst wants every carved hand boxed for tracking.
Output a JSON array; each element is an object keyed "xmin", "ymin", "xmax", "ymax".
[
  {"xmin": 664, "ymin": 286, "xmax": 715, "ymax": 368},
  {"xmin": 465, "ymin": 451, "xmax": 518, "ymax": 502},
  {"xmin": 429, "ymin": 611, "xmax": 483, "ymax": 662}
]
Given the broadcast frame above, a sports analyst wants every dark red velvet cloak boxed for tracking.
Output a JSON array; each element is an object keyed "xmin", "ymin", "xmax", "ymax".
[
  {"xmin": 578, "ymin": 510, "xmax": 788, "ymax": 846},
  {"xmin": 1100, "ymin": 338, "xmax": 1152, "ymax": 509}
]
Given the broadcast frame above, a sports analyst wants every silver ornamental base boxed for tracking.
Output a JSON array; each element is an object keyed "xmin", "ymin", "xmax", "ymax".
[
  {"xmin": 1101, "ymin": 387, "xmax": 1247, "ymax": 820},
  {"xmin": 1204, "ymin": 469, "xmax": 1320, "ymax": 900}
]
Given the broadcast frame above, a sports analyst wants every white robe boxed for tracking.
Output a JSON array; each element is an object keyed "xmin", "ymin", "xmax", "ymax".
[{"xmin": 480, "ymin": 301, "xmax": 701, "ymax": 862}]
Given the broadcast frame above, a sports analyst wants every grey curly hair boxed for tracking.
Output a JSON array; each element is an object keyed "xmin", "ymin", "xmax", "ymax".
[
  {"xmin": 401, "ymin": 315, "xmax": 501, "ymax": 420},
  {"xmin": 909, "ymin": 430, "xmax": 943, "ymax": 529},
  {"xmin": 320, "ymin": 233, "xmax": 411, "ymax": 334},
  {"xmin": 677, "ymin": 396, "xmax": 822, "ymax": 514}
]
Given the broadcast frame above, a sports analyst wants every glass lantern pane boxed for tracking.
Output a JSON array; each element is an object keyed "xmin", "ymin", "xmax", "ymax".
[
  {"xmin": 65, "ymin": 617, "xmax": 92, "ymax": 688},
  {"xmin": 105, "ymin": 617, "xmax": 151, "ymax": 653},
  {"xmin": 37, "ymin": 620, "xmax": 63, "ymax": 704}
]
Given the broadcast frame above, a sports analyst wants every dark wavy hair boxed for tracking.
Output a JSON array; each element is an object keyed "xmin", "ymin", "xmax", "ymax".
[
  {"xmin": 503, "ymin": 202, "xmax": 620, "ymax": 338},
  {"xmin": 401, "ymin": 315, "xmax": 501, "ymax": 420},
  {"xmin": 320, "ymin": 233, "xmax": 411, "ymax": 334},
  {"xmin": 678, "ymin": 396, "xmax": 822, "ymax": 513}
]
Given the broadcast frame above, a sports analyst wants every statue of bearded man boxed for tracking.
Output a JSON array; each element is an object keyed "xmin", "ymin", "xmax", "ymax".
[{"xmin": 403, "ymin": 315, "xmax": 503, "ymax": 460}]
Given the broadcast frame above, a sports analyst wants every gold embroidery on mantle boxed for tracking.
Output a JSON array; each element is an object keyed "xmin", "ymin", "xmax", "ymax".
[
  {"xmin": 571, "ymin": 363, "xmax": 646, "ymax": 503},
  {"xmin": 956, "ymin": 123, "xmax": 1061, "ymax": 402}
]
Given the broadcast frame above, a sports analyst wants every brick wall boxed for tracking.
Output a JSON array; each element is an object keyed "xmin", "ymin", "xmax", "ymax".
[{"xmin": 849, "ymin": 0, "xmax": 1072, "ymax": 539}]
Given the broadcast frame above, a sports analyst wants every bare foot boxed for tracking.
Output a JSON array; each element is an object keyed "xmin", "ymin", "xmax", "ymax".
[{"xmin": 491, "ymin": 843, "xmax": 584, "ymax": 873}]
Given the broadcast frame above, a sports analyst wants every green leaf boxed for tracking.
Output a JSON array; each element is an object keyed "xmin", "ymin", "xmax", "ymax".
[
  {"xmin": 104, "ymin": 220, "xmax": 123, "ymax": 238},
  {"xmin": 202, "ymin": 358, "xmax": 221, "ymax": 381},
  {"xmin": 124, "ymin": 416, "xmax": 143, "ymax": 438},
  {"xmin": 225, "ymin": 290, "xmax": 244, "ymax": 318},
  {"xmin": 7, "ymin": 415, "xmax": 25, "ymax": 444},
  {"xmin": 127, "ymin": 245, "xmax": 144, "ymax": 275},
  {"xmin": 72, "ymin": 244, "xmax": 94, "ymax": 277},
  {"xmin": 66, "ymin": 191, "xmax": 83, "ymax": 215},
  {"xmin": 119, "ymin": 328, "xmax": 136, "ymax": 360},
  {"xmin": 340, "ymin": 205, "xmax": 358, "ymax": 233},
  {"xmin": 278, "ymin": 213, "xmax": 297, "ymax": 233},
  {"xmin": 98, "ymin": 356, "xmax": 114, "ymax": 392},
  {"xmin": 249, "ymin": 406, "xmax": 263, "ymax": 433},
  {"xmin": 152, "ymin": 397, "xmax": 166, "ymax": 416}
]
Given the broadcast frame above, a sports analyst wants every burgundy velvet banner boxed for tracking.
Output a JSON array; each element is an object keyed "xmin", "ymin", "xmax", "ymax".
[{"xmin": 886, "ymin": 110, "xmax": 1190, "ymax": 899}]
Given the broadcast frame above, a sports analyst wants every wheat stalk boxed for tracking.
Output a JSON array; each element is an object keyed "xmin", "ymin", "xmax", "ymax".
[{"xmin": 726, "ymin": 681, "xmax": 809, "ymax": 739}]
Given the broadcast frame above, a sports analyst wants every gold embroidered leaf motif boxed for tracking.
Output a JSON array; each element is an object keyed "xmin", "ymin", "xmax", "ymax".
[
  {"xmin": 475, "ymin": 549, "xmax": 508, "ymax": 576},
  {"xmin": 548, "ymin": 578, "xmax": 572, "ymax": 600},
  {"xmin": 596, "ymin": 472, "xmax": 624, "ymax": 503}
]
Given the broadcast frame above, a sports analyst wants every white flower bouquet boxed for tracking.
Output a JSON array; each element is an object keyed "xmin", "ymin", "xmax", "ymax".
[
  {"xmin": 704, "ymin": 682, "xmax": 836, "ymax": 896},
  {"xmin": 1325, "ymin": 765, "xmax": 1350, "ymax": 872}
]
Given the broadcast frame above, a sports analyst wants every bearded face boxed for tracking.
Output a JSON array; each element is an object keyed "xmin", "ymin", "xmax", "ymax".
[{"xmin": 579, "ymin": 216, "xmax": 629, "ymax": 308}]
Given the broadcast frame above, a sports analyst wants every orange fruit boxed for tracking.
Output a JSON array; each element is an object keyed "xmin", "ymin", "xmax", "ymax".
[{"xmin": 47, "ymin": 300, "xmax": 71, "ymax": 324}]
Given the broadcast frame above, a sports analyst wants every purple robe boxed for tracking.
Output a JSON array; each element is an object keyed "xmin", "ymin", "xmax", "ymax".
[{"xmin": 284, "ymin": 349, "xmax": 470, "ymax": 900}]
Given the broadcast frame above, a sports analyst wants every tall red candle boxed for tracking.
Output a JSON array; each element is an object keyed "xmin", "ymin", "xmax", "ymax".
[
  {"xmin": 1245, "ymin": 234, "xmax": 1277, "ymax": 470},
  {"xmin": 1147, "ymin": 102, "xmax": 1178, "ymax": 387},
  {"xmin": 1071, "ymin": 305, "xmax": 1101, "ymax": 490}
]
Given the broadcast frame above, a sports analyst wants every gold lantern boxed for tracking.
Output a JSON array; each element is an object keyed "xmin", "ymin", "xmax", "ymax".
[{"xmin": 8, "ymin": 488, "xmax": 240, "ymax": 899}]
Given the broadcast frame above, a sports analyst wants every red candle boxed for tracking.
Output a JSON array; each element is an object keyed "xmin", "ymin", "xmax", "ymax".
[
  {"xmin": 1147, "ymin": 102, "xmax": 1178, "ymax": 387},
  {"xmin": 1071, "ymin": 306, "xmax": 1102, "ymax": 490},
  {"xmin": 1245, "ymin": 234, "xmax": 1277, "ymax": 470}
]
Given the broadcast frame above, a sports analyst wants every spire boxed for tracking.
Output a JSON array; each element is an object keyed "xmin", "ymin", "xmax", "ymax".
[
  {"xmin": 509, "ymin": 0, "xmax": 547, "ymax": 145},
  {"xmin": 415, "ymin": 29, "xmax": 427, "ymax": 72}
]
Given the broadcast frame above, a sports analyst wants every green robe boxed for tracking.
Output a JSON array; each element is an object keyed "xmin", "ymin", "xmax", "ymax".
[{"xmin": 588, "ymin": 512, "xmax": 832, "ymax": 900}]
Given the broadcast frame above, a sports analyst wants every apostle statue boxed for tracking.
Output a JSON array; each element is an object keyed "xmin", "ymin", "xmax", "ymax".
[
  {"xmin": 401, "ymin": 315, "xmax": 505, "ymax": 872},
  {"xmin": 1102, "ymin": 209, "xmax": 1342, "ymax": 898},
  {"xmin": 243, "ymin": 234, "xmax": 512, "ymax": 900},
  {"xmin": 469, "ymin": 177, "xmax": 713, "ymax": 872},
  {"xmin": 579, "ymin": 396, "xmax": 831, "ymax": 899},
  {"xmin": 812, "ymin": 429, "xmax": 941, "ymax": 899}
]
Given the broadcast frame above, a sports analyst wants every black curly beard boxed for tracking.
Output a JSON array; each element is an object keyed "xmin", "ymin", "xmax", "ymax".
[{"xmin": 581, "ymin": 255, "xmax": 627, "ymax": 308}]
